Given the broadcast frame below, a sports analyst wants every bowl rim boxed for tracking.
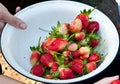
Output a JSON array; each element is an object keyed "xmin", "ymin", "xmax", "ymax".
[{"xmin": 1, "ymin": 0, "xmax": 119, "ymax": 83}]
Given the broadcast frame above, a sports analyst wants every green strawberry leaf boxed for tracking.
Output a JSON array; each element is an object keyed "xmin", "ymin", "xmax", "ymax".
[
  {"xmin": 53, "ymin": 52, "xmax": 65, "ymax": 65},
  {"xmin": 51, "ymin": 71, "xmax": 60, "ymax": 79},
  {"xmin": 83, "ymin": 59, "xmax": 89, "ymax": 74},
  {"xmin": 30, "ymin": 37, "xmax": 44, "ymax": 54},
  {"xmin": 42, "ymin": 67, "xmax": 51, "ymax": 77},
  {"xmin": 49, "ymin": 21, "xmax": 69, "ymax": 39},
  {"xmin": 80, "ymin": 7, "xmax": 96, "ymax": 16},
  {"xmin": 96, "ymin": 53, "xmax": 107, "ymax": 63}
]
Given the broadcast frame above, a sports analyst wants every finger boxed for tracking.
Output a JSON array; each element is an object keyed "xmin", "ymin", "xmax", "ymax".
[
  {"xmin": 0, "ymin": 22, "xmax": 5, "ymax": 31},
  {"xmin": 16, "ymin": 6, "xmax": 21, "ymax": 13},
  {"xmin": 0, "ymin": 3, "xmax": 27, "ymax": 29},
  {"xmin": 3, "ymin": 12, "xmax": 27, "ymax": 29},
  {"xmin": 94, "ymin": 75, "xmax": 119, "ymax": 84},
  {"xmin": 106, "ymin": 75, "xmax": 119, "ymax": 83}
]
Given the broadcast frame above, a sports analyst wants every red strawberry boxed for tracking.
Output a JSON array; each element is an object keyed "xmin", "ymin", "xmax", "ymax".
[
  {"xmin": 111, "ymin": 80, "xmax": 120, "ymax": 84},
  {"xmin": 76, "ymin": 14, "xmax": 89, "ymax": 28},
  {"xmin": 59, "ymin": 23, "xmax": 69, "ymax": 34},
  {"xmin": 70, "ymin": 18, "xmax": 82, "ymax": 32},
  {"xmin": 30, "ymin": 51, "xmax": 41, "ymax": 66},
  {"xmin": 86, "ymin": 21, "xmax": 99, "ymax": 33},
  {"xmin": 68, "ymin": 43, "xmax": 78, "ymax": 51},
  {"xmin": 63, "ymin": 50, "xmax": 71, "ymax": 57},
  {"xmin": 88, "ymin": 53, "xmax": 100, "ymax": 62},
  {"xmin": 40, "ymin": 53, "xmax": 54, "ymax": 67},
  {"xmin": 86, "ymin": 62, "xmax": 96, "ymax": 72},
  {"xmin": 75, "ymin": 32, "xmax": 85, "ymax": 41},
  {"xmin": 30, "ymin": 64, "xmax": 44, "ymax": 77},
  {"xmin": 70, "ymin": 58, "xmax": 84, "ymax": 74},
  {"xmin": 48, "ymin": 38, "xmax": 67, "ymax": 51},
  {"xmin": 51, "ymin": 62, "xmax": 59, "ymax": 72},
  {"xmin": 78, "ymin": 46, "xmax": 90, "ymax": 60},
  {"xmin": 90, "ymin": 39, "xmax": 99, "ymax": 48},
  {"xmin": 81, "ymin": 54, "xmax": 90, "ymax": 60},
  {"xmin": 59, "ymin": 68, "xmax": 75, "ymax": 79},
  {"xmin": 71, "ymin": 50, "xmax": 80, "ymax": 59},
  {"xmin": 41, "ymin": 37, "xmax": 56, "ymax": 52},
  {"xmin": 63, "ymin": 51, "xmax": 72, "ymax": 64}
]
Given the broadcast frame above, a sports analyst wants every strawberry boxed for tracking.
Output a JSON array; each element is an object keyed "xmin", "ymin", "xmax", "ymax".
[
  {"xmin": 30, "ymin": 64, "xmax": 44, "ymax": 77},
  {"xmin": 81, "ymin": 54, "xmax": 90, "ymax": 60},
  {"xmin": 71, "ymin": 50, "xmax": 80, "ymax": 59},
  {"xmin": 86, "ymin": 62, "xmax": 96, "ymax": 72},
  {"xmin": 76, "ymin": 8, "xmax": 96, "ymax": 28},
  {"xmin": 90, "ymin": 39, "xmax": 99, "ymax": 48},
  {"xmin": 70, "ymin": 58, "xmax": 84, "ymax": 74},
  {"xmin": 75, "ymin": 32, "xmax": 85, "ymax": 41},
  {"xmin": 48, "ymin": 38, "xmax": 67, "ymax": 51},
  {"xmin": 88, "ymin": 53, "xmax": 100, "ymax": 62},
  {"xmin": 63, "ymin": 50, "xmax": 71, "ymax": 57},
  {"xmin": 30, "ymin": 51, "xmax": 41, "ymax": 66},
  {"xmin": 59, "ymin": 23, "xmax": 69, "ymax": 34},
  {"xmin": 75, "ymin": 14, "xmax": 89, "ymax": 28},
  {"xmin": 68, "ymin": 43, "xmax": 78, "ymax": 51},
  {"xmin": 59, "ymin": 68, "xmax": 75, "ymax": 79},
  {"xmin": 86, "ymin": 21, "xmax": 99, "ymax": 33},
  {"xmin": 40, "ymin": 53, "xmax": 54, "ymax": 67},
  {"xmin": 51, "ymin": 62, "xmax": 59, "ymax": 72},
  {"xmin": 41, "ymin": 37, "xmax": 56, "ymax": 52},
  {"xmin": 78, "ymin": 46, "xmax": 90, "ymax": 60},
  {"xmin": 70, "ymin": 18, "xmax": 82, "ymax": 32},
  {"xmin": 111, "ymin": 80, "xmax": 120, "ymax": 84}
]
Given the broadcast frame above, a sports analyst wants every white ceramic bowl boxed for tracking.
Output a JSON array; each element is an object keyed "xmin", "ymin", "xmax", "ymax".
[{"xmin": 1, "ymin": 1, "xmax": 119, "ymax": 83}]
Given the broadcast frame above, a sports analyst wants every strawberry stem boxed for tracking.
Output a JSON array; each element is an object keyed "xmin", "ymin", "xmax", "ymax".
[
  {"xmin": 95, "ymin": 40, "xmax": 105, "ymax": 54},
  {"xmin": 30, "ymin": 37, "xmax": 44, "ymax": 54},
  {"xmin": 67, "ymin": 33, "xmax": 75, "ymax": 41},
  {"xmin": 38, "ymin": 37, "xmax": 41, "ymax": 47},
  {"xmin": 54, "ymin": 53, "xmax": 60, "ymax": 62},
  {"xmin": 96, "ymin": 53, "xmax": 108, "ymax": 63},
  {"xmin": 54, "ymin": 52, "xmax": 65, "ymax": 65},
  {"xmin": 39, "ymin": 27, "xmax": 50, "ymax": 32},
  {"xmin": 51, "ymin": 71, "xmax": 59, "ymax": 79},
  {"xmin": 83, "ymin": 59, "xmax": 89, "ymax": 74}
]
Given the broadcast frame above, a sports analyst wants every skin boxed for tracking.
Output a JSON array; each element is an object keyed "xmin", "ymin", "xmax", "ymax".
[
  {"xmin": 0, "ymin": 3, "xmax": 26, "ymax": 84},
  {"xmin": 0, "ymin": 2, "xmax": 119, "ymax": 84},
  {"xmin": 94, "ymin": 75, "xmax": 119, "ymax": 84},
  {"xmin": 0, "ymin": 3, "xmax": 27, "ymax": 31}
]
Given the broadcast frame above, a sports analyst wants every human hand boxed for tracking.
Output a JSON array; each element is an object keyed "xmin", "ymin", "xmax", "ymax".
[
  {"xmin": 94, "ymin": 75, "xmax": 119, "ymax": 84},
  {"xmin": 0, "ymin": 3, "xmax": 27, "ymax": 31}
]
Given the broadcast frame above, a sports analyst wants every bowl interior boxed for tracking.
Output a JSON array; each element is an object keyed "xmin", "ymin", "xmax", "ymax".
[{"xmin": 1, "ymin": 1, "xmax": 119, "ymax": 83}]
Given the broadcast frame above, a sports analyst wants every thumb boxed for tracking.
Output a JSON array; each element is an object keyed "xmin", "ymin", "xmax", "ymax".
[
  {"xmin": 0, "ymin": 3, "xmax": 27, "ymax": 29},
  {"xmin": 106, "ymin": 75, "xmax": 119, "ymax": 82},
  {"xmin": 3, "ymin": 12, "xmax": 27, "ymax": 29},
  {"xmin": 94, "ymin": 75, "xmax": 119, "ymax": 84}
]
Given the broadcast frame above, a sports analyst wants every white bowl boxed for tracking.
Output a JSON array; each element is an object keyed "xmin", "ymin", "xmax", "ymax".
[{"xmin": 1, "ymin": 1, "xmax": 119, "ymax": 83}]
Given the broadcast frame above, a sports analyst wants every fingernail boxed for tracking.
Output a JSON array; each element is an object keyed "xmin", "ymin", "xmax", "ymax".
[
  {"xmin": 16, "ymin": 6, "xmax": 21, "ymax": 13},
  {"xmin": 20, "ymin": 23, "xmax": 27, "ymax": 29}
]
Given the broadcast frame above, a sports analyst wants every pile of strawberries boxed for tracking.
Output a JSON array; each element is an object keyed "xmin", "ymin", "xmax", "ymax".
[{"xmin": 30, "ymin": 9, "xmax": 104, "ymax": 80}]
